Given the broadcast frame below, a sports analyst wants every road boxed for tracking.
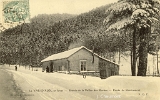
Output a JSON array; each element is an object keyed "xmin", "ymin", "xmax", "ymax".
[
  {"xmin": 1, "ymin": 65, "xmax": 160, "ymax": 100},
  {"xmin": 0, "ymin": 68, "xmax": 25, "ymax": 100},
  {"xmin": 1, "ymin": 65, "xmax": 104, "ymax": 100}
]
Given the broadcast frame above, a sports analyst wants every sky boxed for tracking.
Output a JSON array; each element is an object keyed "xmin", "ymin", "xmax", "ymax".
[{"xmin": 29, "ymin": 0, "xmax": 118, "ymax": 18}]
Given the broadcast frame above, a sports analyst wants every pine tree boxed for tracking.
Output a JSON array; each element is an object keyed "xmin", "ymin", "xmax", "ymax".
[{"xmin": 104, "ymin": 0, "xmax": 160, "ymax": 76}]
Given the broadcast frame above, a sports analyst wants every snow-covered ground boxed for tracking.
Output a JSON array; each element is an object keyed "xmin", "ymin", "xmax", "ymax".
[
  {"xmin": 2, "ymin": 65, "xmax": 160, "ymax": 100},
  {"xmin": 114, "ymin": 51, "xmax": 160, "ymax": 75}
]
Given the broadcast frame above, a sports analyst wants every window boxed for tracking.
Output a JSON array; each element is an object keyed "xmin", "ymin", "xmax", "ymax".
[{"xmin": 80, "ymin": 60, "xmax": 86, "ymax": 71}]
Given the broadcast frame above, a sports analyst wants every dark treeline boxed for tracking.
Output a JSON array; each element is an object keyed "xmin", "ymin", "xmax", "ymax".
[{"xmin": 0, "ymin": 3, "xmax": 159, "ymax": 66}]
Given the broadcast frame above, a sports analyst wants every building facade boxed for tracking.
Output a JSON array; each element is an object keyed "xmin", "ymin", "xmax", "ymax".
[{"xmin": 41, "ymin": 46, "xmax": 119, "ymax": 78}]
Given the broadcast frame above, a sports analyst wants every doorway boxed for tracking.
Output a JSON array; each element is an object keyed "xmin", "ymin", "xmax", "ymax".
[{"xmin": 50, "ymin": 61, "xmax": 54, "ymax": 72}]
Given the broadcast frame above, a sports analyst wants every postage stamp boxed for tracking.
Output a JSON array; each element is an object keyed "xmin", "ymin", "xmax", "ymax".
[{"xmin": 2, "ymin": 0, "xmax": 30, "ymax": 24}]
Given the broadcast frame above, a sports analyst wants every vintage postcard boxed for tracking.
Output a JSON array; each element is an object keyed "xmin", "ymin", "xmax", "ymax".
[{"xmin": 0, "ymin": 0, "xmax": 160, "ymax": 100}]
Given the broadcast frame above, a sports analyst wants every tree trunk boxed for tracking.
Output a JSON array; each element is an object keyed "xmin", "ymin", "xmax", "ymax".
[
  {"xmin": 118, "ymin": 48, "xmax": 120, "ymax": 64},
  {"xmin": 131, "ymin": 25, "xmax": 137, "ymax": 76},
  {"xmin": 131, "ymin": 49, "xmax": 133, "ymax": 74},
  {"xmin": 157, "ymin": 50, "xmax": 159, "ymax": 75},
  {"xmin": 137, "ymin": 41, "xmax": 148, "ymax": 76},
  {"xmin": 137, "ymin": 27, "xmax": 149, "ymax": 76}
]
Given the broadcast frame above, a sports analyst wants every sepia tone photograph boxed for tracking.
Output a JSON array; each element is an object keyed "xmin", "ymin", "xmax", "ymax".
[{"xmin": 0, "ymin": 0, "xmax": 160, "ymax": 100}]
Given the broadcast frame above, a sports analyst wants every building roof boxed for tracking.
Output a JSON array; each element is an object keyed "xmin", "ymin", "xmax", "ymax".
[
  {"xmin": 41, "ymin": 46, "xmax": 84, "ymax": 62},
  {"xmin": 41, "ymin": 46, "xmax": 119, "ymax": 65}
]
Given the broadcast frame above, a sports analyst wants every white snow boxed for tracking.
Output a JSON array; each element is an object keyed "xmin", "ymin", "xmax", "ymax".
[
  {"xmin": 114, "ymin": 51, "xmax": 160, "ymax": 76},
  {"xmin": 41, "ymin": 46, "xmax": 84, "ymax": 62},
  {"xmin": 3, "ymin": 65, "xmax": 160, "ymax": 100}
]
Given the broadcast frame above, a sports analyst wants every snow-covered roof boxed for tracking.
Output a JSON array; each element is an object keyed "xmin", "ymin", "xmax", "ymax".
[
  {"xmin": 41, "ymin": 46, "xmax": 119, "ymax": 65},
  {"xmin": 41, "ymin": 46, "xmax": 84, "ymax": 62}
]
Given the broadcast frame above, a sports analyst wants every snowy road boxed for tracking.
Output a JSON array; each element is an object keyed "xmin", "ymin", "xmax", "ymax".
[
  {"xmin": 2, "ymin": 65, "xmax": 160, "ymax": 100},
  {"xmin": 8, "ymin": 69, "xmax": 95, "ymax": 100}
]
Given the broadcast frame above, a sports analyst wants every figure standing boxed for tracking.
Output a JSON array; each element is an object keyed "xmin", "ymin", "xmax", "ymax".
[
  {"xmin": 15, "ymin": 65, "xmax": 17, "ymax": 71},
  {"xmin": 46, "ymin": 66, "xmax": 49, "ymax": 73},
  {"xmin": 83, "ymin": 72, "xmax": 86, "ymax": 79}
]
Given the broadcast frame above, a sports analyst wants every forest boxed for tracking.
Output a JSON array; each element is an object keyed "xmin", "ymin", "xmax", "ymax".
[{"xmin": 0, "ymin": 0, "xmax": 160, "ymax": 76}]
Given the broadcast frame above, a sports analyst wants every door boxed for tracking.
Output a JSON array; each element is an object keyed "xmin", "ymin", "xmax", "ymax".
[
  {"xmin": 100, "ymin": 70, "xmax": 107, "ymax": 79},
  {"xmin": 50, "ymin": 61, "xmax": 54, "ymax": 72}
]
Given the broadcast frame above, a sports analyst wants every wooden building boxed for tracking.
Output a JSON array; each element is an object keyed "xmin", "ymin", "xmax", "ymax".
[{"xmin": 41, "ymin": 46, "xmax": 119, "ymax": 78}]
